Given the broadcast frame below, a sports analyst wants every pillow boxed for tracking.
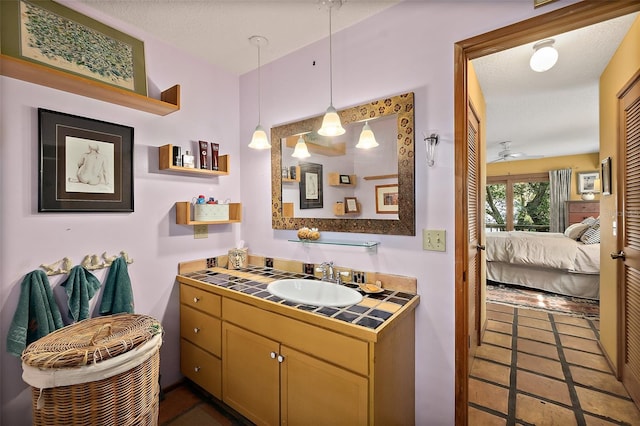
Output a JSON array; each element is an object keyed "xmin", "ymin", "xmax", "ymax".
[
  {"xmin": 580, "ymin": 219, "xmax": 601, "ymax": 244},
  {"xmin": 581, "ymin": 216, "xmax": 598, "ymax": 226},
  {"xmin": 564, "ymin": 223, "xmax": 590, "ymax": 240}
]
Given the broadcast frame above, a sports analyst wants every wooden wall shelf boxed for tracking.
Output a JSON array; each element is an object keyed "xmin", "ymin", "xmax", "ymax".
[
  {"xmin": 159, "ymin": 144, "xmax": 229, "ymax": 176},
  {"xmin": 363, "ymin": 174, "xmax": 398, "ymax": 181},
  {"xmin": 175, "ymin": 202, "xmax": 242, "ymax": 225},
  {"xmin": 282, "ymin": 166, "xmax": 300, "ymax": 183},
  {"xmin": 0, "ymin": 54, "xmax": 180, "ymax": 116},
  {"xmin": 328, "ymin": 173, "xmax": 357, "ymax": 187}
]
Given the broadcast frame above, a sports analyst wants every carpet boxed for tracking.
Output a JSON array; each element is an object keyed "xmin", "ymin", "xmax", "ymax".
[{"xmin": 486, "ymin": 282, "xmax": 599, "ymax": 319}]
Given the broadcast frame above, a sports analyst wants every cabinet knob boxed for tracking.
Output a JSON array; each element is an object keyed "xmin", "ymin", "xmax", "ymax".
[
  {"xmin": 277, "ymin": 355, "xmax": 285, "ymax": 363},
  {"xmin": 193, "ymin": 327, "xmax": 200, "ymax": 334},
  {"xmin": 194, "ymin": 366, "xmax": 201, "ymax": 372},
  {"xmin": 270, "ymin": 351, "xmax": 277, "ymax": 359},
  {"xmin": 193, "ymin": 297, "xmax": 200, "ymax": 303}
]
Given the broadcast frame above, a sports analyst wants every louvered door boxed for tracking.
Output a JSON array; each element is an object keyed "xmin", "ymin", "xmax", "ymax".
[
  {"xmin": 620, "ymin": 75, "xmax": 640, "ymax": 404},
  {"xmin": 467, "ymin": 105, "xmax": 481, "ymax": 361}
]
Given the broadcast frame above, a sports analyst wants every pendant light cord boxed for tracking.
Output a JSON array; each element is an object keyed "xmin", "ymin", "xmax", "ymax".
[
  {"xmin": 328, "ymin": 5, "xmax": 333, "ymax": 106},
  {"xmin": 257, "ymin": 42, "xmax": 262, "ymax": 124}
]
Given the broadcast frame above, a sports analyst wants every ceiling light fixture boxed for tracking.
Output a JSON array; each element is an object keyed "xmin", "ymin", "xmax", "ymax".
[
  {"xmin": 317, "ymin": 0, "xmax": 345, "ymax": 137},
  {"xmin": 248, "ymin": 35, "xmax": 271, "ymax": 150},
  {"xmin": 529, "ymin": 39, "xmax": 558, "ymax": 72},
  {"xmin": 356, "ymin": 121, "xmax": 379, "ymax": 149},
  {"xmin": 291, "ymin": 135, "xmax": 311, "ymax": 158}
]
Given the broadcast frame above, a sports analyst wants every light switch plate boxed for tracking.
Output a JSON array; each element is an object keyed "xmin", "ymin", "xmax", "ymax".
[
  {"xmin": 194, "ymin": 224, "xmax": 208, "ymax": 239},
  {"xmin": 423, "ymin": 229, "xmax": 446, "ymax": 252}
]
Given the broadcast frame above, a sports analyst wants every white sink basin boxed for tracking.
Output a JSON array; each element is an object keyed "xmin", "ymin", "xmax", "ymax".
[{"xmin": 267, "ymin": 279, "xmax": 363, "ymax": 307}]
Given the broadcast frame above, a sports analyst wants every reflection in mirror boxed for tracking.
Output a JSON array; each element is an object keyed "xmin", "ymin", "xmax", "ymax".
[{"xmin": 271, "ymin": 92, "xmax": 415, "ymax": 236}]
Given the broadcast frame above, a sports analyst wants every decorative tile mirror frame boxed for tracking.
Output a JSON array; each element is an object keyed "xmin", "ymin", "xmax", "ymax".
[{"xmin": 270, "ymin": 92, "xmax": 415, "ymax": 236}]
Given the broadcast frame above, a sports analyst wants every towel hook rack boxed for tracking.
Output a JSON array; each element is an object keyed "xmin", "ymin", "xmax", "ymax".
[{"xmin": 40, "ymin": 251, "xmax": 134, "ymax": 276}]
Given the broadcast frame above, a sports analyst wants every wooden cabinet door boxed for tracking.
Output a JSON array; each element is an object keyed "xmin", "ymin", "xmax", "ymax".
[
  {"xmin": 222, "ymin": 322, "xmax": 280, "ymax": 426},
  {"xmin": 280, "ymin": 345, "xmax": 368, "ymax": 426}
]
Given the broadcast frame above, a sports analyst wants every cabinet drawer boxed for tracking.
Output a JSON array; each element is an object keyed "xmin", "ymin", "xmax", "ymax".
[
  {"xmin": 568, "ymin": 212, "xmax": 598, "ymax": 225},
  {"xmin": 223, "ymin": 298, "xmax": 368, "ymax": 376},
  {"xmin": 181, "ymin": 339, "xmax": 222, "ymax": 399},
  {"xmin": 568, "ymin": 202, "xmax": 599, "ymax": 213},
  {"xmin": 181, "ymin": 305, "xmax": 221, "ymax": 356},
  {"xmin": 181, "ymin": 284, "xmax": 221, "ymax": 316}
]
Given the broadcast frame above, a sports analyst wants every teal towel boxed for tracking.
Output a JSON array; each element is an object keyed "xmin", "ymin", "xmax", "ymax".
[
  {"xmin": 6, "ymin": 270, "xmax": 64, "ymax": 357},
  {"xmin": 100, "ymin": 257, "xmax": 134, "ymax": 315},
  {"xmin": 61, "ymin": 265, "xmax": 101, "ymax": 322}
]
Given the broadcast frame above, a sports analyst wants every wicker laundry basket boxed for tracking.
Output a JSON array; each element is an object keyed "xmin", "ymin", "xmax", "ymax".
[{"xmin": 21, "ymin": 314, "xmax": 163, "ymax": 426}]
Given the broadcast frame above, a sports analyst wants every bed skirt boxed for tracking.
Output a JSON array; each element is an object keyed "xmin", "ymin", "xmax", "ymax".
[{"xmin": 487, "ymin": 261, "xmax": 599, "ymax": 300}]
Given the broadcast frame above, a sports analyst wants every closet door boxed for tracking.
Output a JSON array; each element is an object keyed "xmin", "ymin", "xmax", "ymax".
[{"xmin": 619, "ymin": 75, "xmax": 640, "ymax": 403}]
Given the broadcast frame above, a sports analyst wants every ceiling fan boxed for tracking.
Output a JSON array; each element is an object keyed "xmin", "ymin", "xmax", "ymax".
[{"xmin": 489, "ymin": 141, "xmax": 544, "ymax": 163}]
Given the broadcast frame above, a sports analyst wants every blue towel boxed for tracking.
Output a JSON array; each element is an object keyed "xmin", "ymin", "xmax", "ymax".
[
  {"xmin": 6, "ymin": 271, "xmax": 64, "ymax": 357},
  {"xmin": 99, "ymin": 257, "xmax": 134, "ymax": 315},
  {"xmin": 61, "ymin": 265, "xmax": 101, "ymax": 322}
]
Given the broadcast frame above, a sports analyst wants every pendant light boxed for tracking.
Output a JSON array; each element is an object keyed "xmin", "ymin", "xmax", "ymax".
[
  {"xmin": 317, "ymin": 0, "xmax": 345, "ymax": 137},
  {"xmin": 529, "ymin": 39, "xmax": 558, "ymax": 73},
  {"xmin": 356, "ymin": 121, "xmax": 379, "ymax": 149},
  {"xmin": 248, "ymin": 35, "xmax": 271, "ymax": 149},
  {"xmin": 291, "ymin": 135, "xmax": 311, "ymax": 158}
]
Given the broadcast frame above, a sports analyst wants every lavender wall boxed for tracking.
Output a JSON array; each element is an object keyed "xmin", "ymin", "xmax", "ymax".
[
  {"xmin": 0, "ymin": 1, "xmax": 580, "ymax": 425},
  {"xmin": 239, "ymin": 2, "xmax": 578, "ymax": 424},
  {"xmin": 0, "ymin": 3, "xmax": 240, "ymax": 424}
]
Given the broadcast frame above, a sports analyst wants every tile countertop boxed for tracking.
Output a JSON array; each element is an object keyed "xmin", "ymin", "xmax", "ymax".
[{"xmin": 177, "ymin": 266, "xmax": 420, "ymax": 342}]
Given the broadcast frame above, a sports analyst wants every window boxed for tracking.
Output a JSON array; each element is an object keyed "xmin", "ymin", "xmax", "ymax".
[{"xmin": 486, "ymin": 173, "xmax": 550, "ymax": 232}]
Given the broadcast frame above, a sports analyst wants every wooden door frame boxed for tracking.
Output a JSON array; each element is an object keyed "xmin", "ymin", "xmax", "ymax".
[{"xmin": 454, "ymin": 2, "xmax": 640, "ymax": 424}]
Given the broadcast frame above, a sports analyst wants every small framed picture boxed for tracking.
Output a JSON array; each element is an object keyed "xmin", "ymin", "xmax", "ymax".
[
  {"xmin": 376, "ymin": 184, "xmax": 399, "ymax": 214},
  {"xmin": 344, "ymin": 197, "xmax": 359, "ymax": 213},
  {"xmin": 601, "ymin": 157, "xmax": 612, "ymax": 196},
  {"xmin": 339, "ymin": 174, "xmax": 351, "ymax": 184},
  {"xmin": 577, "ymin": 171, "xmax": 600, "ymax": 194}
]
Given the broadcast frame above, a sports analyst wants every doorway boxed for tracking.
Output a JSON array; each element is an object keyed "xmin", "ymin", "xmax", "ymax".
[{"xmin": 454, "ymin": 3, "xmax": 640, "ymax": 425}]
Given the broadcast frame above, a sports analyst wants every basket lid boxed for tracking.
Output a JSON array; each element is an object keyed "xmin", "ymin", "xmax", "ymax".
[{"xmin": 22, "ymin": 313, "xmax": 162, "ymax": 369}]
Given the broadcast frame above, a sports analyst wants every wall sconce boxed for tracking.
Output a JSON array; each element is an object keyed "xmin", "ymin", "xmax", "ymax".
[
  {"xmin": 355, "ymin": 121, "xmax": 379, "ymax": 149},
  {"xmin": 424, "ymin": 133, "xmax": 439, "ymax": 167},
  {"xmin": 529, "ymin": 39, "xmax": 558, "ymax": 72},
  {"xmin": 291, "ymin": 135, "xmax": 311, "ymax": 158}
]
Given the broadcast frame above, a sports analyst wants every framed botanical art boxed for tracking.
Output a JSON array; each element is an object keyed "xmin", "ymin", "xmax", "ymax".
[
  {"xmin": 299, "ymin": 162, "xmax": 323, "ymax": 209},
  {"xmin": 376, "ymin": 184, "xmax": 399, "ymax": 214},
  {"xmin": 1, "ymin": 0, "xmax": 147, "ymax": 95},
  {"xmin": 344, "ymin": 197, "xmax": 360, "ymax": 214},
  {"xmin": 38, "ymin": 108, "xmax": 134, "ymax": 212}
]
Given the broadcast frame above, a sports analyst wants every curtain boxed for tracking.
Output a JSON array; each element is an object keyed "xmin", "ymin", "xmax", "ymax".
[{"xmin": 549, "ymin": 168, "xmax": 572, "ymax": 233}]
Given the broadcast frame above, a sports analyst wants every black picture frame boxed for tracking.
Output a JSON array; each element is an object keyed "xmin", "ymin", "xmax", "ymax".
[
  {"xmin": 299, "ymin": 162, "xmax": 323, "ymax": 209},
  {"xmin": 339, "ymin": 174, "xmax": 351, "ymax": 184},
  {"xmin": 601, "ymin": 156, "xmax": 612, "ymax": 196},
  {"xmin": 38, "ymin": 108, "xmax": 134, "ymax": 212}
]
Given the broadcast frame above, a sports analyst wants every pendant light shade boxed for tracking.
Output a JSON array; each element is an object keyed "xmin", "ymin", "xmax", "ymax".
[
  {"xmin": 292, "ymin": 136, "xmax": 311, "ymax": 158},
  {"xmin": 356, "ymin": 121, "xmax": 378, "ymax": 149},
  {"xmin": 317, "ymin": 0, "xmax": 345, "ymax": 137},
  {"xmin": 319, "ymin": 105, "xmax": 345, "ymax": 137},
  {"xmin": 248, "ymin": 35, "xmax": 271, "ymax": 149},
  {"xmin": 248, "ymin": 124, "xmax": 270, "ymax": 150},
  {"xmin": 529, "ymin": 39, "xmax": 558, "ymax": 73}
]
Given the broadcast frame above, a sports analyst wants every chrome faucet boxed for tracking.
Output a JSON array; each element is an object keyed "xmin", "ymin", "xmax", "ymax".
[{"xmin": 318, "ymin": 261, "xmax": 343, "ymax": 284}]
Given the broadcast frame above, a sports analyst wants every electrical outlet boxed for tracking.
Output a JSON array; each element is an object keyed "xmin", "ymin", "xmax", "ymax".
[
  {"xmin": 194, "ymin": 224, "xmax": 208, "ymax": 239},
  {"xmin": 423, "ymin": 229, "xmax": 446, "ymax": 252}
]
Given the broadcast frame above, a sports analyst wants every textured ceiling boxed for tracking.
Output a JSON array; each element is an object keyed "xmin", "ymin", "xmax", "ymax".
[{"xmin": 76, "ymin": 1, "xmax": 638, "ymax": 162}]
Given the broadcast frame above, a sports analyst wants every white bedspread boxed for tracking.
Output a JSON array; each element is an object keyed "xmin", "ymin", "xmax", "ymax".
[{"xmin": 486, "ymin": 231, "xmax": 599, "ymax": 274}]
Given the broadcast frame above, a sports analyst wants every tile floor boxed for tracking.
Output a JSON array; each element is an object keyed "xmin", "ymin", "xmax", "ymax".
[{"xmin": 469, "ymin": 303, "xmax": 640, "ymax": 425}]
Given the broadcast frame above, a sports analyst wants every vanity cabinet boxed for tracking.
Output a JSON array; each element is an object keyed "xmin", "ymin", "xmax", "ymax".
[
  {"xmin": 180, "ymin": 284, "xmax": 222, "ymax": 399},
  {"xmin": 179, "ymin": 277, "xmax": 416, "ymax": 426},
  {"xmin": 222, "ymin": 300, "xmax": 368, "ymax": 426}
]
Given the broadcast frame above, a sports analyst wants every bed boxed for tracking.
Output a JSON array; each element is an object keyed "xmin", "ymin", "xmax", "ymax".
[{"xmin": 486, "ymin": 230, "xmax": 600, "ymax": 300}]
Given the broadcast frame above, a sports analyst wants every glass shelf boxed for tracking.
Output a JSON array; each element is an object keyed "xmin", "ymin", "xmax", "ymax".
[{"xmin": 288, "ymin": 239, "xmax": 379, "ymax": 252}]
